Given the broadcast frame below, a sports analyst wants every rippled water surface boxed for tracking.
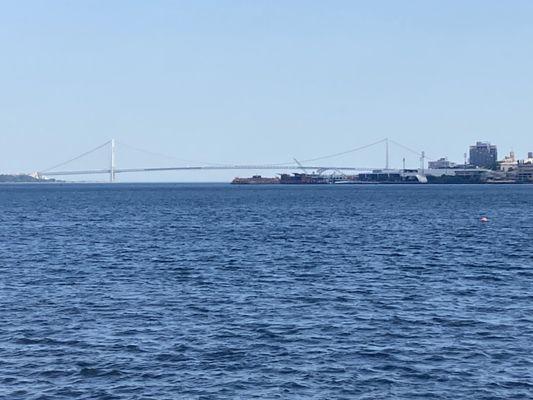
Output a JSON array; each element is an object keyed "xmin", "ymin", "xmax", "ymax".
[{"xmin": 1, "ymin": 184, "xmax": 532, "ymax": 399}]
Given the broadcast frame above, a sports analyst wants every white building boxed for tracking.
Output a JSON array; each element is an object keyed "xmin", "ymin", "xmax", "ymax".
[
  {"xmin": 428, "ymin": 157, "xmax": 456, "ymax": 169},
  {"xmin": 499, "ymin": 151, "xmax": 518, "ymax": 172}
]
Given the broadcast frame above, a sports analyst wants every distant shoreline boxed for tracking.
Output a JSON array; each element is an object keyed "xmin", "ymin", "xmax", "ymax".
[{"xmin": 0, "ymin": 174, "xmax": 62, "ymax": 183}]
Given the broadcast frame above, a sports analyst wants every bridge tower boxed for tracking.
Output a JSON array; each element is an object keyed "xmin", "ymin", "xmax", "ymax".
[
  {"xmin": 110, "ymin": 138, "xmax": 116, "ymax": 182},
  {"xmin": 385, "ymin": 137, "xmax": 390, "ymax": 170}
]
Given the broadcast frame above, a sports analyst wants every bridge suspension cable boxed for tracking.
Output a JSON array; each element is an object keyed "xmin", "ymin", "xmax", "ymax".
[
  {"xmin": 117, "ymin": 140, "xmax": 310, "ymax": 167},
  {"xmin": 41, "ymin": 140, "xmax": 111, "ymax": 173},
  {"xmin": 299, "ymin": 138, "xmax": 387, "ymax": 163},
  {"xmin": 116, "ymin": 141, "xmax": 231, "ymax": 167},
  {"xmin": 388, "ymin": 138, "xmax": 435, "ymax": 161}
]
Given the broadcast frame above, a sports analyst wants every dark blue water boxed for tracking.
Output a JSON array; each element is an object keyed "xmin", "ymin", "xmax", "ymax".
[{"xmin": 1, "ymin": 184, "xmax": 532, "ymax": 399}]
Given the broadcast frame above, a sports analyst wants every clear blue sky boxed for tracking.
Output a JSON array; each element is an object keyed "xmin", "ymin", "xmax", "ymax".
[{"xmin": 1, "ymin": 1, "xmax": 532, "ymax": 181}]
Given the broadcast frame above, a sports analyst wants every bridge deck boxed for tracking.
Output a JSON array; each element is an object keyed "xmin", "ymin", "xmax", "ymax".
[{"xmin": 41, "ymin": 165, "xmax": 376, "ymax": 176}]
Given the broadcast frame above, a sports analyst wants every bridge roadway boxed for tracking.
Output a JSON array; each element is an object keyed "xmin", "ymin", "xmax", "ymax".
[{"xmin": 41, "ymin": 165, "xmax": 377, "ymax": 176}]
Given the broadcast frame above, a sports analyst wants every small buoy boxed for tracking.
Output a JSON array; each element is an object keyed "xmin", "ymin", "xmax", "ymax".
[{"xmin": 480, "ymin": 216, "xmax": 489, "ymax": 223}]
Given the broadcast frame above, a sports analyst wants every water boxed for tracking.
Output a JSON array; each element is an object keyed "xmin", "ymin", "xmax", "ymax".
[{"xmin": 1, "ymin": 184, "xmax": 532, "ymax": 399}]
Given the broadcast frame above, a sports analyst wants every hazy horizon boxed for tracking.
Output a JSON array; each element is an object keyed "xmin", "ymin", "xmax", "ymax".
[{"xmin": 1, "ymin": 1, "xmax": 532, "ymax": 181}]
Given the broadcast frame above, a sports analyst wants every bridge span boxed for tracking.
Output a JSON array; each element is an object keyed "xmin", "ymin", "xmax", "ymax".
[
  {"xmin": 37, "ymin": 138, "xmax": 425, "ymax": 182},
  {"xmin": 41, "ymin": 165, "xmax": 375, "ymax": 177}
]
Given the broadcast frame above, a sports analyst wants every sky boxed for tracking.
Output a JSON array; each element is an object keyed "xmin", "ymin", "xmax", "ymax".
[{"xmin": 1, "ymin": 0, "xmax": 532, "ymax": 181}]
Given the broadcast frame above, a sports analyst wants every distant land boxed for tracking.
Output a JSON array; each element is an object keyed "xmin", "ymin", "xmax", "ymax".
[{"xmin": 0, "ymin": 174, "xmax": 60, "ymax": 183}]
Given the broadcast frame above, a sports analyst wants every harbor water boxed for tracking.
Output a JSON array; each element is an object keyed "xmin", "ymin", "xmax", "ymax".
[{"xmin": 0, "ymin": 184, "xmax": 532, "ymax": 399}]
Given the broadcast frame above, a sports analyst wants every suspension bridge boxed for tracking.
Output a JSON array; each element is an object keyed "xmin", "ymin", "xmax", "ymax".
[{"xmin": 36, "ymin": 138, "xmax": 427, "ymax": 182}]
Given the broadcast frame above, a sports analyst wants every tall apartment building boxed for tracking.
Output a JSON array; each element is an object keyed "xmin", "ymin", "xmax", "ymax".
[{"xmin": 469, "ymin": 141, "xmax": 498, "ymax": 169}]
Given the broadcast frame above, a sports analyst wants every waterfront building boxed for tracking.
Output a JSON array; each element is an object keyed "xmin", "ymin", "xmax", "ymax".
[
  {"xmin": 469, "ymin": 141, "xmax": 498, "ymax": 169},
  {"xmin": 428, "ymin": 158, "xmax": 456, "ymax": 169},
  {"xmin": 517, "ymin": 153, "xmax": 533, "ymax": 182},
  {"xmin": 499, "ymin": 151, "xmax": 518, "ymax": 172},
  {"xmin": 517, "ymin": 163, "xmax": 533, "ymax": 182}
]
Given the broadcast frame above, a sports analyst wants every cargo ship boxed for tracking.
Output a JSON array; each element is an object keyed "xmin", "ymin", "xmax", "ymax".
[
  {"xmin": 231, "ymin": 175, "xmax": 280, "ymax": 184},
  {"xmin": 279, "ymin": 173, "xmax": 329, "ymax": 184},
  {"xmin": 357, "ymin": 169, "xmax": 427, "ymax": 183},
  {"xmin": 231, "ymin": 168, "xmax": 510, "ymax": 185},
  {"xmin": 232, "ymin": 173, "xmax": 359, "ymax": 184},
  {"xmin": 232, "ymin": 171, "xmax": 426, "ymax": 184}
]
